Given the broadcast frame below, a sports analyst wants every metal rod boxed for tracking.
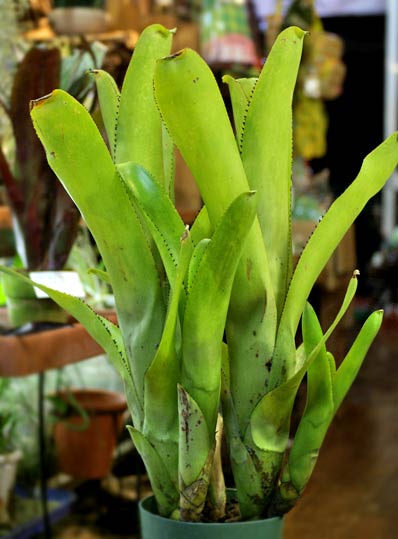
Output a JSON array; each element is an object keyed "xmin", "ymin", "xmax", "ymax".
[
  {"xmin": 382, "ymin": 0, "xmax": 398, "ymax": 240},
  {"xmin": 38, "ymin": 371, "xmax": 52, "ymax": 539}
]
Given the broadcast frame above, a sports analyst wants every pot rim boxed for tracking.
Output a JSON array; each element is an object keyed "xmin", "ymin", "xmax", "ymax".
[
  {"xmin": 139, "ymin": 492, "xmax": 283, "ymax": 528},
  {"xmin": 53, "ymin": 388, "xmax": 127, "ymax": 414}
]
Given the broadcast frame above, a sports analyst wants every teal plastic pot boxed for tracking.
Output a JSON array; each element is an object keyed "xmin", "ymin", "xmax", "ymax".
[{"xmin": 139, "ymin": 494, "xmax": 284, "ymax": 539}]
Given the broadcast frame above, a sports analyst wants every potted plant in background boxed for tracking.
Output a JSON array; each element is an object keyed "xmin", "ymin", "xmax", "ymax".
[
  {"xmin": 48, "ymin": 385, "xmax": 127, "ymax": 480},
  {"xmin": 50, "ymin": 0, "xmax": 108, "ymax": 35},
  {"xmin": 0, "ymin": 41, "xmax": 106, "ymax": 327},
  {"xmin": 0, "ymin": 379, "xmax": 21, "ymax": 526},
  {"xmin": 1, "ymin": 24, "xmax": 397, "ymax": 538}
]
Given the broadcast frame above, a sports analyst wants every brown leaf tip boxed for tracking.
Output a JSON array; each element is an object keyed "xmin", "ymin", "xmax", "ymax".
[{"xmin": 30, "ymin": 93, "xmax": 53, "ymax": 111}]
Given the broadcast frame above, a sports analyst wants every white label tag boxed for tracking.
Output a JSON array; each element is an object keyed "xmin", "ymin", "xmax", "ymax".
[{"xmin": 29, "ymin": 271, "xmax": 86, "ymax": 299}]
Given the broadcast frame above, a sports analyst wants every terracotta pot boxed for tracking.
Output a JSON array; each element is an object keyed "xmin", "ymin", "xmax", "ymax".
[{"xmin": 53, "ymin": 389, "xmax": 127, "ymax": 479}]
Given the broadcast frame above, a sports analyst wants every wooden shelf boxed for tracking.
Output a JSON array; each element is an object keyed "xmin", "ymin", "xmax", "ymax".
[{"xmin": 0, "ymin": 310, "xmax": 117, "ymax": 377}]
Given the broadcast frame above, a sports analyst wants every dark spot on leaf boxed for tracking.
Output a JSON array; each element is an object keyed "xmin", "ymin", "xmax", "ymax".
[{"xmin": 246, "ymin": 259, "xmax": 252, "ymax": 281}]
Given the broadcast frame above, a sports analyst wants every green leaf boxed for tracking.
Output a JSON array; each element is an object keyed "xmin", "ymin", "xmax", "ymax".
[
  {"xmin": 280, "ymin": 308, "xmax": 383, "ymax": 505},
  {"xmin": 243, "ymin": 273, "xmax": 360, "ymax": 509},
  {"xmin": 189, "ymin": 205, "xmax": 212, "ymax": 245},
  {"xmin": 273, "ymin": 132, "xmax": 398, "ymax": 384},
  {"xmin": 154, "ymin": 46, "xmax": 278, "ymax": 431},
  {"xmin": 177, "ymin": 385, "xmax": 216, "ymax": 522},
  {"xmin": 241, "ymin": 27, "xmax": 305, "ymax": 318},
  {"xmin": 222, "ymin": 75, "xmax": 257, "ymax": 147},
  {"xmin": 187, "ymin": 238, "xmax": 210, "ymax": 292},
  {"xmin": 181, "ymin": 191, "xmax": 258, "ymax": 433},
  {"xmin": 115, "ymin": 24, "xmax": 173, "ymax": 186},
  {"xmin": 333, "ymin": 309, "xmax": 383, "ymax": 410},
  {"xmin": 117, "ymin": 162, "xmax": 186, "ymax": 290},
  {"xmin": 90, "ymin": 69, "xmax": 120, "ymax": 158},
  {"xmin": 287, "ymin": 303, "xmax": 334, "ymax": 493},
  {"xmin": 177, "ymin": 385, "xmax": 212, "ymax": 488},
  {"xmin": 220, "ymin": 343, "xmax": 272, "ymax": 519},
  {"xmin": 87, "ymin": 267, "xmax": 110, "ymax": 284},
  {"xmin": 155, "ymin": 48, "xmax": 250, "ymax": 223},
  {"xmin": 143, "ymin": 235, "xmax": 193, "ymax": 480},
  {"xmin": 127, "ymin": 427, "xmax": 179, "ymax": 517},
  {"xmin": 0, "ymin": 265, "xmax": 143, "ymax": 427},
  {"xmin": 30, "ymin": 89, "xmax": 166, "ymax": 411},
  {"xmin": 162, "ymin": 122, "xmax": 175, "ymax": 201}
]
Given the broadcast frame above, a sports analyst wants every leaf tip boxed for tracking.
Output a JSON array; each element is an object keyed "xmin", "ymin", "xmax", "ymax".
[
  {"xmin": 160, "ymin": 49, "xmax": 186, "ymax": 62},
  {"xmin": 279, "ymin": 25, "xmax": 307, "ymax": 41},
  {"xmin": 29, "ymin": 92, "xmax": 54, "ymax": 112},
  {"xmin": 222, "ymin": 74, "xmax": 234, "ymax": 85},
  {"xmin": 180, "ymin": 224, "xmax": 190, "ymax": 243},
  {"xmin": 145, "ymin": 23, "xmax": 175, "ymax": 39}
]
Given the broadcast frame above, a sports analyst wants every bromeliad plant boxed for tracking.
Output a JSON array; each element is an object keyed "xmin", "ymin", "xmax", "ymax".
[{"xmin": 1, "ymin": 24, "xmax": 397, "ymax": 522}]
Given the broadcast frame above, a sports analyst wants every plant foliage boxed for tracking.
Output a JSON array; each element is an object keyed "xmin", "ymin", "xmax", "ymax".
[
  {"xmin": 1, "ymin": 24, "xmax": 397, "ymax": 521},
  {"xmin": 0, "ymin": 42, "xmax": 106, "ymax": 270}
]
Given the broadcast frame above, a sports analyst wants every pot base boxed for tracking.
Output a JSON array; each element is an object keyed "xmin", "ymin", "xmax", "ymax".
[{"xmin": 139, "ymin": 493, "xmax": 284, "ymax": 539}]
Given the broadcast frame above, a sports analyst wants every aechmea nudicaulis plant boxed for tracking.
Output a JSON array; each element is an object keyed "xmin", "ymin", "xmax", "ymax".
[{"xmin": 1, "ymin": 24, "xmax": 397, "ymax": 522}]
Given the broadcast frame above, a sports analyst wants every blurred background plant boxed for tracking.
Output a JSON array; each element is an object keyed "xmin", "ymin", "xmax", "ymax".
[
  {"xmin": 368, "ymin": 226, "xmax": 398, "ymax": 315},
  {"xmin": 66, "ymin": 227, "xmax": 115, "ymax": 310},
  {"xmin": 0, "ymin": 358, "xmax": 123, "ymax": 486},
  {"xmin": 0, "ymin": 39, "xmax": 106, "ymax": 272},
  {"xmin": 0, "ymin": 0, "xmax": 29, "ymax": 204},
  {"xmin": 0, "ymin": 379, "xmax": 19, "ymax": 454},
  {"xmin": 0, "ymin": 0, "xmax": 30, "ymax": 114}
]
